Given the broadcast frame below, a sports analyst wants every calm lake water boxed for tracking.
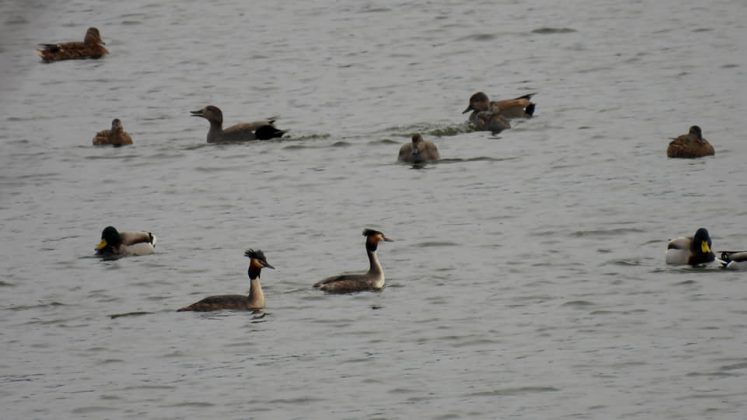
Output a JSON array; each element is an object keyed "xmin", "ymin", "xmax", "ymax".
[{"xmin": 1, "ymin": 0, "xmax": 746, "ymax": 418}]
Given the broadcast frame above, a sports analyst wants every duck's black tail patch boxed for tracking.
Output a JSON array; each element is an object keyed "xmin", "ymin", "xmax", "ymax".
[{"xmin": 525, "ymin": 103, "xmax": 536, "ymax": 117}]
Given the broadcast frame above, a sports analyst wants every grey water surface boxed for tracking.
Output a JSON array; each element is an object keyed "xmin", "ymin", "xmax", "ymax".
[{"xmin": 1, "ymin": 0, "xmax": 746, "ymax": 419}]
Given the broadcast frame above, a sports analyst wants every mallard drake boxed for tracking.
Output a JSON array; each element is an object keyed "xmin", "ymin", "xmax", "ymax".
[
  {"xmin": 665, "ymin": 228, "xmax": 715, "ymax": 266},
  {"xmin": 718, "ymin": 251, "xmax": 747, "ymax": 269},
  {"xmin": 666, "ymin": 125, "xmax": 715, "ymax": 158},
  {"xmin": 398, "ymin": 134, "xmax": 440, "ymax": 163},
  {"xmin": 463, "ymin": 91, "xmax": 536, "ymax": 121},
  {"xmin": 92, "ymin": 119, "xmax": 133, "ymax": 146},
  {"xmin": 95, "ymin": 226, "xmax": 156, "ymax": 258},
  {"xmin": 36, "ymin": 27, "xmax": 108, "ymax": 62},
  {"xmin": 190, "ymin": 105, "xmax": 285, "ymax": 142},
  {"xmin": 178, "ymin": 249, "xmax": 274, "ymax": 312},
  {"xmin": 314, "ymin": 229, "xmax": 392, "ymax": 294}
]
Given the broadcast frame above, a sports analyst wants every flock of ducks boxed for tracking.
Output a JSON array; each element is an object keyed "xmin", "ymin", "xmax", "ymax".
[{"xmin": 37, "ymin": 27, "xmax": 738, "ymax": 313}]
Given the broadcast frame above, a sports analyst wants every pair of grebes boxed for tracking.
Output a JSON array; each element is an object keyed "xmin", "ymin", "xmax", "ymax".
[{"xmin": 95, "ymin": 226, "xmax": 392, "ymax": 312}]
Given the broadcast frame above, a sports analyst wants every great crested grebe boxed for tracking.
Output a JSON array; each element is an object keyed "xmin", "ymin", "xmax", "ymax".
[
  {"xmin": 92, "ymin": 119, "xmax": 133, "ymax": 146},
  {"xmin": 95, "ymin": 226, "xmax": 156, "ymax": 258},
  {"xmin": 36, "ymin": 27, "xmax": 108, "ymax": 62},
  {"xmin": 665, "ymin": 228, "xmax": 715, "ymax": 266},
  {"xmin": 666, "ymin": 125, "xmax": 715, "ymax": 158},
  {"xmin": 398, "ymin": 134, "xmax": 440, "ymax": 163},
  {"xmin": 463, "ymin": 91, "xmax": 536, "ymax": 122},
  {"xmin": 178, "ymin": 249, "xmax": 274, "ymax": 312},
  {"xmin": 190, "ymin": 105, "xmax": 285, "ymax": 142},
  {"xmin": 314, "ymin": 229, "xmax": 392, "ymax": 294}
]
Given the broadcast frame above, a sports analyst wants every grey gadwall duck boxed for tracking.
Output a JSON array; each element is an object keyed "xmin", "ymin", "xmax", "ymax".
[
  {"xmin": 95, "ymin": 226, "xmax": 156, "ymax": 258},
  {"xmin": 666, "ymin": 126, "xmax": 714, "ymax": 158},
  {"xmin": 313, "ymin": 229, "xmax": 392, "ymax": 294},
  {"xmin": 178, "ymin": 249, "xmax": 274, "ymax": 312},
  {"xmin": 190, "ymin": 105, "xmax": 285, "ymax": 142},
  {"xmin": 472, "ymin": 111, "xmax": 512, "ymax": 133},
  {"xmin": 92, "ymin": 119, "xmax": 133, "ymax": 146},
  {"xmin": 463, "ymin": 91, "xmax": 536, "ymax": 121},
  {"xmin": 36, "ymin": 27, "xmax": 108, "ymax": 62},
  {"xmin": 718, "ymin": 251, "xmax": 747, "ymax": 269},
  {"xmin": 665, "ymin": 228, "xmax": 715, "ymax": 266},
  {"xmin": 398, "ymin": 134, "xmax": 440, "ymax": 163}
]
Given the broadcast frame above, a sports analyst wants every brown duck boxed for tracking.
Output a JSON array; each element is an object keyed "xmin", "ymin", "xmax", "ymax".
[
  {"xmin": 178, "ymin": 249, "xmax": 274, "ymax": 312},
  {"xmin": 92, "ymin": 119, "xmax": 133, "ymax": 146},
  {"xmin": 36, "ymin": 27, "xmax": 108, "ymax": 62},
  {"xmin": 666, "ymin": 125, "xmax": 714, "ymax": 158},
  {"xmin": 190, "ymin": 105, "xmax": 286, "ymax": 142},
  {"xmin": 463, "ymin": 91, "xmax": 536, "ymax": 121},
  {"xmin": 398, "ymin": 134, "xmax": 440, "ymax": 163}
]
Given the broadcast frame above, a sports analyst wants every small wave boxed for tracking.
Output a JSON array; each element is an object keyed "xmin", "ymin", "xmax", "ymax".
[
  {"xmin": 109, "ymin": 311, "xmax": 154, "ymax": 319},
  {"xmin": 9, "ymin": 302, "xmax": 65, "ymax": 311},
  {"xmin": 562, "ymin": 300, "xmax": 595, "ymax": 307},
  {"xmin": 532, "ymin": 27, "xmax": 577, "ymax": 34},
  {"xmin": 604, "ymin": 258, "xmax": 643, "ymax": 266},
  {"xmin": 572, "ymin": 227, "xmax": 647, "ymax": 237},
  {"xmin": 383, "ymin": 122, "xmax": 473, "ymax": 138},
  {"xmin": 467, "ymin": 386, "xmax": 559, "ymax": 397},
  {"xmin": 416, "ymin": 241, "xmax": 458, "ymax": 248},
  {"xmin": 458, "ymin": 33, "xmax": 499, "ymax": 42}
]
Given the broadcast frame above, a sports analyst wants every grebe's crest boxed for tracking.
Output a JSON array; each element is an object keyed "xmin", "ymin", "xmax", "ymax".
[
  {"xmin": 244, "ymin": 249, "xmax": 274, "ymax": 269},
  {"xmin": 363, "ymin": 229, "xmax": 392, "ymax": 245}
]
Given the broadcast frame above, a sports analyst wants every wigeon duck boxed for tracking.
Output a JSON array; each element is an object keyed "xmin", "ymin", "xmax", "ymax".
[
  {"xmin": 36, "ymin": 27, "xmax": 108, "ymax": 62},
  {"xmin": 190, "ymin": 105, "xmax": 285, "ymax": 143}
]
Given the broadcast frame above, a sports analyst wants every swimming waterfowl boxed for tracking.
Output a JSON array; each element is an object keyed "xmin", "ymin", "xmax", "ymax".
[
  {"xmin": 666, "ymin": 125, "xmax": 715, "ymax": 158},
  {"xmin": 36, "ymin": 27, "xmax": 108, "ymax": 62},
  {"xmin": 398, "ymin": 134, "xmax": 440, "ymax": 163},
  {"xmin": 472, "ymin": 110, "xmax": 512, "ymax": 133},
  {"xmin": 95, "ymin": 226, "xmax": 156, "ymax": 258},
  {"xmin": 665, "ymin": 228, "xmax": 715, "ymax": 266},
  {"xmin": 463, "ymin": 91, "xmax": 536, "ymax": 121},
  {"xmin": 718, "ymin": 251, "xmax": 747, "ymax": 269},
  {"xmin": 314, "ymin": 229, "xmax": 392, "ymax": 294},
  {"xmin": 178, "ymin": 249, "xmax": 274, "ymax": 312},
  {"xmin": 190, "ymin": 105, "xmax": 285, "ymax": 143},
  {"xmin": 92, "ymin": 119, "xmax": 133, "ymax": 146}
]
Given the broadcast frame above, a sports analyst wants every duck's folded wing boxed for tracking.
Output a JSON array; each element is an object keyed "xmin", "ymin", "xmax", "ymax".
[
  {"xmin": 667, "ymin": 237, "xmax": 691, "ymax": 250},
  {"xmin": 37, "ymin": 43, "xmax": 61, "ymax": 52},
  {"xmin": 120, "ymin": 231, "xmax": 155, "ymax": 246},
  {"xmin": 225, "ymin": 120, "xmax": 275, "ymax": 132}
]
